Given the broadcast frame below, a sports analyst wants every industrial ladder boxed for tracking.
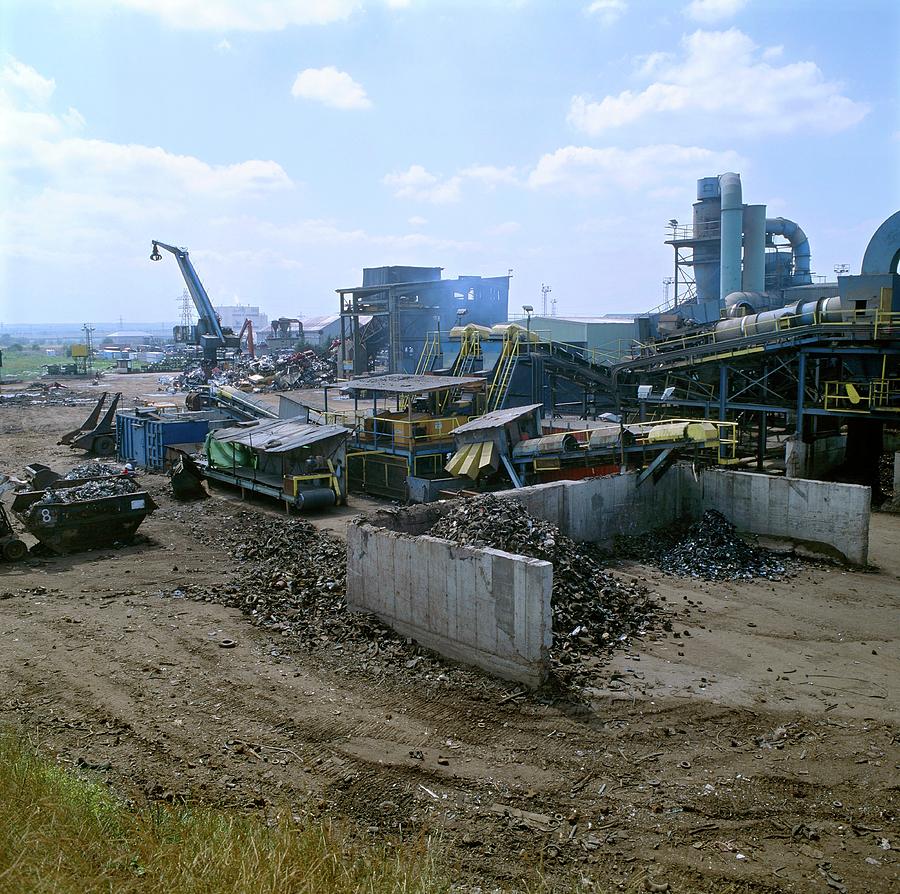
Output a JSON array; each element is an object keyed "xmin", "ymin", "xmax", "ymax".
[
  {"xmin": 438, "ymin": 331, "xmax": 482, "ymax": 411},
  {"xmin": 486, "ymin": 330, "xmax": 520, "ymax": 412},
  {"xmin": 399, "ymin": 331, "xmax": 441, "ymax": 410}
]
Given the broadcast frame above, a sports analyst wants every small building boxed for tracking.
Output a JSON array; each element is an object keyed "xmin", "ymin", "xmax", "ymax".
[
  {"xmin": 508, "ymin": 315, "xmax": 641, "ymax": 359},
  {"xmin": 214, "ymin": 304, "xmax": 269, "ymax": 334},
  {"xmin": 104, "ymin": 330, "xmax": 158, "ymax": 347},
  {"xmin": 328, "ymin": 373, "xmax": 483, "ymax": 502},
  {"xmin": 301, "ymin": 313, "xmax": 372, "ymax": 348},
  {"xmin": 204, "ymin": 418, "xmax": 350, "ymax": 511}
]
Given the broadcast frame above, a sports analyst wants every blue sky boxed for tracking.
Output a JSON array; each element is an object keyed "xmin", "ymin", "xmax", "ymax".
[{"xmin": 0, "ymin": 0, "xmax": 896, "ymax": 324}]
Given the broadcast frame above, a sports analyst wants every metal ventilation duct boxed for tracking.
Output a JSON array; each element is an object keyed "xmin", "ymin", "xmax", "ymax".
[
  {"xmin": 766, "ymin": 217, "xmax": 811, "ymax": 285},
  {"xmin": 719, "ymin": 173, "xmax": 743, "ymax": 299}
]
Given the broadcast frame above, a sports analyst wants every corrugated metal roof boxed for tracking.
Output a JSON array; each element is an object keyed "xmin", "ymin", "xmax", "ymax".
[
  {"xmin": 211, "ymin": 419, "xmax": 349, "ymax": 453},
  {"xmin": 452, "ymin": 404, "xmax": 543, "ymax": 434},
  {"xmin": 341, "ymin": 374, "xmax": 482, "ymax": 395}
]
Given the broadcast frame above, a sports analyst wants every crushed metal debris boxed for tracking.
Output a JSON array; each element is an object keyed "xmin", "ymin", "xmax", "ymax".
[
  {"xmin": 64, "ymin": 462, "xmax": 122, "ymax": 479},
  {"xmin": 615, "ymin": 509, "xmax": 789, "ymax": 581},
  {"xmin": 38, "ymin": 477, "xmax": 139, "ymax": 504},
  {"xmin": 167, "ymin": 349, "xmax": 336, "ymax": 394},
  {"xmin": 429, "ymin": 494, "xmax": 663, "ymax": 684}
]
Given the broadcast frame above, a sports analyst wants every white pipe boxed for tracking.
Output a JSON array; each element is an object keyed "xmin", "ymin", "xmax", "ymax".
[{"xmin": 719, "ymin": 173, "xmax": 743, "ymax": 300}]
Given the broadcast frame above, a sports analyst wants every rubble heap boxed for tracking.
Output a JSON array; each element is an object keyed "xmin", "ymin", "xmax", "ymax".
[
  {"xmin": 192, "ymin": 510, "xmax": 410, "ymax": 661},
  {"xmin": 65, "ymin": 462, "xmax": 122, "ymax": 479},
  {"xmin": 170, "ymin": 349, "xmax": 336, "ymax": 393},
  {"xmin": 616, "ymin": 509, "xmax": 788, "ymax": 580},
  {"xmin": 430, "ymin": 494, "xmax": 661, "ymax": 681},
  {"xmin": 38, "ymin": 477, "xmax": 139, "ymax": 504}
]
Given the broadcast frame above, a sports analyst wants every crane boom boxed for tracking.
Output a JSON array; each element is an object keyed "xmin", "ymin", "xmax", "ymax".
[{"xmin": 150, "ymin": 241, "xmax": 225, "ymax": 345}]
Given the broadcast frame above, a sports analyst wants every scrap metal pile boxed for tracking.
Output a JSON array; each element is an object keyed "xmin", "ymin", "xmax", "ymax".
[
  {"xmin": 64, "ymin": 462, "xmax": 122, "ymax": 479},
  {"xmin": 429, "ymin": 494, "xmax": 662, "ymax": 682},
  {"xmin": 615, "ymin": 509, "xmax": 788, "ymax": 580},
  {"xmin": 0, "ymin": 383, "xmax": 99, "ymax": 407},
  {"xmin": 189, "ymin": 509, "xmax": 403, "ymax": 645},
  {"xmin": 170, "ymin": 350, "xmax": 335, "ymax": 393},
  {"xmin": 36, "ymin": 476, "xmax": 139, "ymax": 505}
]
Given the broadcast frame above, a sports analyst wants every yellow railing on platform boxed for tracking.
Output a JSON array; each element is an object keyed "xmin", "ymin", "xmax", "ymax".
[{"xmin": 823, "ymin": 379, "xmax": 900, "ymax": 413}]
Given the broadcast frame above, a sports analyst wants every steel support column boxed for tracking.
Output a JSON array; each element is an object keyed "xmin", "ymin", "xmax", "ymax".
[{"xmin": 796, "ymin": 351, "xmax": 807, "ymax": 437}]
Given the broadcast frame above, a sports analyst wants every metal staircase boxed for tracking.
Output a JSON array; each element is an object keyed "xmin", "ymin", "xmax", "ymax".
[{"xmin": 485, "ymin": 330, "xmax": 521, "ymax": 412}]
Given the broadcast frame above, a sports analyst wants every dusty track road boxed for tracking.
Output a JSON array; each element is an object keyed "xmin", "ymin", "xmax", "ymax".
[{"xmin": 1, "ymin": 374, "xmax": 898, "ymax": 892}]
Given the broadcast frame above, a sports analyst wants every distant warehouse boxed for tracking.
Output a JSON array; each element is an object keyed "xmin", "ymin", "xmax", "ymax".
[{"xmin": 508, "ymin": 315, "xmax": 642, "ymax": 360}]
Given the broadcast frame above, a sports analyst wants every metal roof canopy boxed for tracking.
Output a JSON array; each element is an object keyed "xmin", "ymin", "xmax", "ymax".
[
  {"xmin": 211, "ymin": 419, "xmax": 349, "ymax": 453},
  {"xmin": 452, "ymin": 404, "xmax": 543, "ymax": 434},
  {"xmin": 338, "ymin": 374, "xmax": 482, "ymax": 395}
]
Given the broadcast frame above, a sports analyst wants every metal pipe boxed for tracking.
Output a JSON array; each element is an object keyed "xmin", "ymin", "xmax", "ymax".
[
  {"xmin": 742, "ymin": 204, "xmax": 766, "ymax": 292},
  {"xmin": 719, "ymin": 173, "xmax": 743, "ymax": 300},
  {"xmin": 766, "ymin": 217, "xmax": 811, "ymax": 284}
]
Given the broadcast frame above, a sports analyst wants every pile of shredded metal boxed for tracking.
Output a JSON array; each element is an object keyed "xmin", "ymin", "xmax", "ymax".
[
  {"xmin": 188, "ymin": 510, "xmax": 420, "ymax": 668},
  {"xmin": 65, "ymin": 462, "xmax": 122, "ymax": 479},
  {"xmin": 615, "ymin": 509, "xmax": 788, "ymax": 581},
  {"xmin": 38, "ymin": 476, "xmax": 139, "ymax": 504},
  {"xmin": 430, "ymin": 494, "xmax": 662, "ymax": 681}
]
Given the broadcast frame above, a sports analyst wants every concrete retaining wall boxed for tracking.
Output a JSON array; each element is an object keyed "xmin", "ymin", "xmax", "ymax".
[
  {"xmin": 494, "ymin": 467, "xmax": 870, "ymax": 565},
  {"xmin": 694, "ymin": 468, "xmax": 870, "ymax": 564},
  {"xmin": 346, "ymin": 523, "xmax": 553, "ymax": 687}
]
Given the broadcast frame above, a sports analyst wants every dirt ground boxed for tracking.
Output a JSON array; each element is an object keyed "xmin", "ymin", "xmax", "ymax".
[{"xmin": 1, "ymin": 372, "xmax": 897, "ymax": 893}]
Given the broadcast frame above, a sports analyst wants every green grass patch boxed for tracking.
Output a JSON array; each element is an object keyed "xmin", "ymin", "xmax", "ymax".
[{"xmin": 0, "ymin": 731, "xmax": 452, "ymax": 894}]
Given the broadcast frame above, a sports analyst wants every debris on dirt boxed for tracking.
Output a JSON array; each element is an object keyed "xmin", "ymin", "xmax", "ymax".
[
  {"xmin": 38, "ymin": 477, "xmax": 139, "ymax": 503},
  {"xmin": 188, "ymin": 510, "xmax": 434, "ymax": 676},
  {"xmin": 0, "ymin": 383, "xmax": 100, "ymax": 408},
  {"xmin": 615, "ymin": 510, "xmax": 789, "ymax": 581},
  {"xmin": 429, "ymin": 494, "xmax": 662, "ymax": 683}
]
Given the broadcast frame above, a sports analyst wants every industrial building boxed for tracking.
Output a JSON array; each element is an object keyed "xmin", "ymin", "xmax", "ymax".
[
  {"xmin": 337, "ymin": 266, "xmax": 510, "ymax": 375},
  {"xmin": 214, "ymin": 304, "xmax": 269, "ymax": 334}
]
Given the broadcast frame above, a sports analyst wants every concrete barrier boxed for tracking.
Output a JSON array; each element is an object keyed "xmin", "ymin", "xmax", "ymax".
[
  {"xmin": 346, "ymin": 522, "xmax": 553, "ymax": 687},
  {"xmin": 695, "ymin": 468, "xmax": 870, "ymax": 565},
  {"xmin": 494, "ymin": 467, "xmax": 870, "ymax": 564}
]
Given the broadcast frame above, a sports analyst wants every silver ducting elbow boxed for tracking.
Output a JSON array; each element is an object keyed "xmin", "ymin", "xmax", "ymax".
[
  {"xmin": 724, "ymin": 290, "xmax": 768, "ymax": 317},
  {"xmin": 767, "ymin": 217, "xmax": 811, "ymax": 284}
]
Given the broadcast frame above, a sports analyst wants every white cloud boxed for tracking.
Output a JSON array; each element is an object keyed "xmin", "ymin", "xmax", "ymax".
[
  {"xmin": 527, "ymin": 144, "xmax": 743, "ymax": 193},
  {"xmin": 383, "ymin": 165, "xmax": 462, "ymax": 203},
  {"xmin": 487, "ymin": 221, "xmax": 521, "ymax": 236},
  {"xmin": 291, "ymin": 66, "xmax": 371, "ymax": 109},
  {"xmin": 383, "ymin": 163, "xmax": 520, "ymax": 203},
  {"xmin": 0, "ymin": 55, "xmax": 293, "ymax": 265},
  {"xmin": 459, "ymin": 164, "xmax": 520, "ymax": 188},
  {"xmin": 100, "ymin": 0, "xmax": 360, "ymax": 31},
  {"xmin": 0, "ymin": 56, "xmax": 56, "ymax": 103},
  {"xmin": 585, "ymin": 0, "xmax": 626, "ymax": 26},
  {"xmin": 684, "ymin": 0, "xmax": 746, "ymax": 23},
  {"xmin": 568, "ymin": 29, "xmax": 869, "ymax": 137},
  {"xmin": 408, "ymin": 215, "xmax": 428, "ymax": 227},
  {"xmin": 215, "ymin": 38, "xmax": 232, "ymax": 52}
]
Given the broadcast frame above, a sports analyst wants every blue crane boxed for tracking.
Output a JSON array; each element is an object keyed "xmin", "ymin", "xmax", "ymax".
[{"xmin": 151, "ymin": 240, "xmax": 237, "ymax": 361}]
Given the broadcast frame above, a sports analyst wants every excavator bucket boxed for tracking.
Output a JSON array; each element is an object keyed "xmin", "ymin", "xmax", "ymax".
[
  {"xmin": 59, "ymin": 392, "xmax": 107, "ymax": 445},
  {"xmin": 71, "ymin": 392, "xmax": 122, "ymax": 456}
]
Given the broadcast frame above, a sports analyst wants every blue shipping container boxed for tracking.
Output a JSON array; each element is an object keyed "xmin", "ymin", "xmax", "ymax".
[{"xmin": 116, "ymin": 411, "xmax": 214, "ymax": 470}]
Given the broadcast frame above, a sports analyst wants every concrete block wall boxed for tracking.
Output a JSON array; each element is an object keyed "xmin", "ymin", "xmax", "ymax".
[
  {"xmin": 346, "ymin": 522, "xmax": 553, "ymax": 687},
  {"xmin": 691, "ymin": 468, "xmax": 870, "ymax": 565},
  {"xmin": 496, "ymin": 467, "xmax": 870, "ymax": 564}
]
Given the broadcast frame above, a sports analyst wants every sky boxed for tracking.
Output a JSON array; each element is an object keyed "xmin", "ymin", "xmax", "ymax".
[{"xmin": 0, "ymin": 0, "xmax": 897, "ymax": 325}]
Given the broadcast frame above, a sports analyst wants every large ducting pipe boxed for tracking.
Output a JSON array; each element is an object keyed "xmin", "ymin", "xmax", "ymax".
[
  {"xmin": 719, "ymin": 173, "xmax": 743, "ymax": 300},
  {"xmin": 766, "ymin": 217, "xmax": 811, "ymax": 285},
  {"xmin": 742, "ymin": 204, "xmax": 766, "ymax": 293}
]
